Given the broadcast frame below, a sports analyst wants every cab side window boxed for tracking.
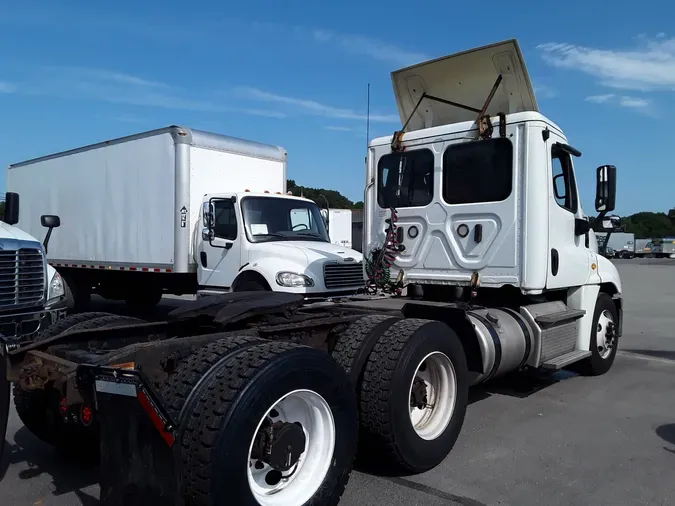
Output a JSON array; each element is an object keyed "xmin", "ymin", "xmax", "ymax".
[
  {"xmin": 213, "ymin": 200, "xmax": 237, "ymax": 240},
  {"xmin": 551, "ymin": 145, "xmax": 578, "ymax": 213}
]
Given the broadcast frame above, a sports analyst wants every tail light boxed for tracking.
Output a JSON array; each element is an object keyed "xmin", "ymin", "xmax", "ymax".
[{"xmin": 80, "ymin": 404, "xmax": 94, "ymax": 426}]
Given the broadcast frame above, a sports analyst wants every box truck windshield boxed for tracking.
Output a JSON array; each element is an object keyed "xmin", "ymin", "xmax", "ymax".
[{"xmin": 241, "ymin": 196, "xmax": 330, "ymax": 243}]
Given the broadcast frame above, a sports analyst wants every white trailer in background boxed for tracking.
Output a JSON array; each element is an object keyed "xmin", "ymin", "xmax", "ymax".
[
  {"xmin": 634, "ymin": 238, "xmax": 653, "ymax": 257},
  {"xmin": 327, "ymin": 209, "xmax": 353, "ymax": 249},
  {"xmin": 6, "ymin": 126, "xmax": 364, "ymax": 310},
  {"xmin": 596, "ymin": 232, "xmax": 635, "ymax": 258}
]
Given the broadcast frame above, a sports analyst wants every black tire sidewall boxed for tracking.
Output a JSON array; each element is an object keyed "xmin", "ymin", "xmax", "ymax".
[
  {"xmin": 587, "ymin": 293, "xmax": 619, "ymax": 372},
  {"xmin": 209, "ymin": 348, "xmax": 357, "ymax": 506},
  {"xmin": 388, "ymin": 322, "xmax": 469, "ymax": 472}
]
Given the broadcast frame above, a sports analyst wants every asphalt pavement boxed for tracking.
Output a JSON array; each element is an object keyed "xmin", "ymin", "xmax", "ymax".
[{"xmin": 2, "ymin": 258, "xmax": 675, "ymax": 505}]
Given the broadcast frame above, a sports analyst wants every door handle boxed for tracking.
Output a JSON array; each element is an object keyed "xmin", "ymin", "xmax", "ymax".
[
  {"xmin": 474, "ymin": 224, "xmax": 483, "ymax": 243},
  {"xmin": 200, "ymin": 251, "xmax": 208, "ymax": 268},
  {"xmin": 551, "ymin": 249, "xmax": 559, "ymax": 276}
]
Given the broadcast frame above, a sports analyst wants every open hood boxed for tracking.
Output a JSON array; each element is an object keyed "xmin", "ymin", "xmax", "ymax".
[{"xmin": 391, "ymin": 39, "xmax": 538, "ymax": 132}]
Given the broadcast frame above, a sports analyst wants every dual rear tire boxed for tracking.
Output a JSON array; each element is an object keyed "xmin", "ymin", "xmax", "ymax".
[{"xmin": 331, "ymin": 315, "xmax": 470, "ymax": 474}]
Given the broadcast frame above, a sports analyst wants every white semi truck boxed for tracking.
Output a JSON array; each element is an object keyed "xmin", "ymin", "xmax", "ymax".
[
  {"xmin": 6, "ymin": 128, "xmax": 365, "ymax": 310},
  {"xmin": 2, "ymin": 39, "xmax": 624, "ymax": 505}
]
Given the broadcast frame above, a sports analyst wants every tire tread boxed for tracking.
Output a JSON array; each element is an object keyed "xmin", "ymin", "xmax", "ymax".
[{"xmin": 358, "ymin": 318, "xmax": 429, "ymax": 471}]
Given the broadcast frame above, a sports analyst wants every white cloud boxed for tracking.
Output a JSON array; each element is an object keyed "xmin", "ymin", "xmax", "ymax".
[
  {"xmin": 324, "ymin": 126, "xmax": 353, "ymax": 132},
  {"xmin": 0, "ymin": 81, "xmax": 17, "ymax": 93},
  {"xmin": 12, "ymin": 66, "xmax": 285, "ymax": 118},
  {"xmin": 585, "ymin": 94, "xmax": 616, "ymax": 103},
  {"xmin": 310, "ymin": 29, "xmax": 428, "ymax": 67},
  {"xmin": 618, "ymin": 96, "xmax": 650, "ymax": 108},
  {"xmin": 533, "ymin": 84, "xmax": 558, "ymax": 99},
  {"xmin": 537, "ymin": 36, "xmax": 675, "ymax": 91},
  {"xmin": 233, "ymin": 87, "xmax": 399, "ymax": 123},
  {"xmin": 585, "ymin": 93, "xmax": 652, "ymax": 113}
]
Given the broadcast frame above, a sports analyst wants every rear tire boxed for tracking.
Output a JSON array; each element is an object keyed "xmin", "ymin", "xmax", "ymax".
[
  {"xmin": 180, "ymin": 341, "xmax": 358, "ymax": 506},
  {"xmin": 357, "ymin": 318, "xmax": 469, "ymax": 474},
  {"xmin": 159, "ymin": 334, "xmax": 264, "ymax": 419},
  {"xmin": 330, "ymin": 314, "xmax": 401, "ymax": 385},
  {"xmin": 36, "ymin": 311, "xmax": 114, "ymax": 341}
]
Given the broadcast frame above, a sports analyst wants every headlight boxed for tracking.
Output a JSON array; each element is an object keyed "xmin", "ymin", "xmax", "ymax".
[
  {"xmin": 275, "ymin": 272, "xmax": 315, "ymax": 287},
  {"xmin": 49, "ymin": 272, "xmax": 65, "ymax": 300}
]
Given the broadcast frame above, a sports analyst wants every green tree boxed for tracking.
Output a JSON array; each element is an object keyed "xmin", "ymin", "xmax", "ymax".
[{"xmin": 286, "ymin": 179, "xmax": 362, "ymax": 210}]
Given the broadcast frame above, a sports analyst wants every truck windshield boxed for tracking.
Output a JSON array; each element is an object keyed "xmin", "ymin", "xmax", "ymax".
[{"xmin": 241, "ymin": 196, "xmax": 330, "ymax": 243}]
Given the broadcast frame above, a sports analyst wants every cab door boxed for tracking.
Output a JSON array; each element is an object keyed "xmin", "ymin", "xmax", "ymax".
[
  {"xmin": 197, "ymin": 194, "xmax": 243, "ymax": 290},
  {"xmin": 546, "ymin": 135, "xmax": 591, "ymax": 289}
]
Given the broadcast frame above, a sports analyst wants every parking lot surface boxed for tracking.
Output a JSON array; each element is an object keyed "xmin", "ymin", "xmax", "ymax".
[{"xmin": 2, "ymin": 259, "xmax": 674, "ymax": 505}]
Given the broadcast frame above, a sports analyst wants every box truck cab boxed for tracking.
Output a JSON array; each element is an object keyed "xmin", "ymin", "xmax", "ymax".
[{"xmin": 199, "ymin": 192, "xmax": 363, "ymax": 296}]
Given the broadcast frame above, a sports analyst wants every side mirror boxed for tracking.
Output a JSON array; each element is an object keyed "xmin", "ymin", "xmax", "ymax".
[
  {"xmin": 595, "ymin": 165, "xmax": 617, "ymax": 213},
  {"xmin": 41, "ymin": 215, "xmax": 61, "ymax": 229},
  {"xmin": 40, "ymin": 214, "xmax": 61, "ymax": 254},
  {"xmin": 574, "ymin": 218, "xmax": 590, "ymax": 236},
  {"xmin": 320, "ymin": 209, "xmax": 329, "ymax": 227},
  {"xmin": 202, "ymin": 201, "xmax": 214, "ymax": 241},
  {"xmin": 601, "ymin": 215, "xmax": 622, "ymax": 231},
  {"xmin": 3, "ymin": 192, "xmax": 19, "ymax": 225}
]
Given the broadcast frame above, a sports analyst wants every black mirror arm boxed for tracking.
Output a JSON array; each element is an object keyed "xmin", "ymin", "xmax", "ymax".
[{"xmin": 43, "ymin": 228, "xmax": 53, "ymax": 254}]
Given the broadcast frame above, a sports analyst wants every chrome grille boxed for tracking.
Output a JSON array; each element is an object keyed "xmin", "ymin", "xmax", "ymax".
[
  {"xmin": 0, "ymin": 248, "xmax": 45, "ymax": 309},
  {"xmin": 323, "ymin": 262, "xmax": 365, "ymax": 290}
]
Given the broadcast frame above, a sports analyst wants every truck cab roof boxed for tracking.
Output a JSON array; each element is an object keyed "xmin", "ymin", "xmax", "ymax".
[
  {"xmin": 369, "ymin": 110, "xmax": 565, "ymax": 148},
  {"xmin": 233, "ymin": 192, "xmax": 315, "ymax": 203}
]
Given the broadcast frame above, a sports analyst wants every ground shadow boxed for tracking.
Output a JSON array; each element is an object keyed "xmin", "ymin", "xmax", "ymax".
[
  {"xmin": 481, "ymin": 368, "xmax": 577, "ymax": 399},
  {"xmin": 4, "ymin": 426, "xmax": 100, "ymax": 503},
  {"xmin": 656, "ymin": 423, "xmax": 675, "ymax": 454}
]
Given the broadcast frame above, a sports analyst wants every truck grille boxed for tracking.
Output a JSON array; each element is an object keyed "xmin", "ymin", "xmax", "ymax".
[
  {"xmin": 323, "ymin": 262, "xmax": 365, "ymax": 290},
  {"xmin": 0, "ymin": 248, "xmax": 45, "ymax": 309}
]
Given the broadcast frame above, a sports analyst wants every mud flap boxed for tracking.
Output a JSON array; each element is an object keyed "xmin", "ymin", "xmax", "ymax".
[
  {"xmin": 78, "ymin": 366, "xmax": 181, "ymax": 506},
  {"xmin": 0, "ymin": 345, "xmax": 10, "ymax": 469}
]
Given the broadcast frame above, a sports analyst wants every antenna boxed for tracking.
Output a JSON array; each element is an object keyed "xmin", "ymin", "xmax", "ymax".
[{"xmin": 366, "ymin": 83, "xmax": 371, "ymax": 149}]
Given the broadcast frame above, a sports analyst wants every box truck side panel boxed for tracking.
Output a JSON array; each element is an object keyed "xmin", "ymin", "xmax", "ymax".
[
  {"xmin": 188, "ymin": 146, "xmax": 285, "ymax": 257},
  {"xmin": 7, "ymin": 133, "xmax": 176, "ymax": 268}
]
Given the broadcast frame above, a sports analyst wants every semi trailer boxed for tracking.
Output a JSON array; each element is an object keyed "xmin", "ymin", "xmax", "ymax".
[
  {"xmin": 634, "ymin": 238, "xmax": 653, "ymax": 258},
  {"xmin": 6, "ymin": 128, "xmax": 365, "ymax": 311},
  {"xmin": 596, "ymin": 232, "xmax": 635, "ymax": 258},
  {"xmin": 1, "ymin": 39, "xmax": 624, "ymax": 506}
]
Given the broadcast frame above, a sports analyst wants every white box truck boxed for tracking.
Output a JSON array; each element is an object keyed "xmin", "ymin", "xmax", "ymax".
[{"xmin": 6, "ymin": 127, "xmax": 364, "ymax": 310}]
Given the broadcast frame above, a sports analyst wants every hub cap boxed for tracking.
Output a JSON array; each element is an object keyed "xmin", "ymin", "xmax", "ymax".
[
  {"xmin": 408, "ymin": 352, "xmax": 457, "ymax": 441},
  {"xmin": 597, "ymin": 310, "xmax": 616, "ymax": 359},
  {"xmin": 247, "ymin": 389, "xmax": 335, "ymax": 505}
]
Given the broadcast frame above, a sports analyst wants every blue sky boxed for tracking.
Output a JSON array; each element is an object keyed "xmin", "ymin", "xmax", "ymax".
[{"xmin": 0, "ymin": 0, "xmax": 673, "ymax": 216}]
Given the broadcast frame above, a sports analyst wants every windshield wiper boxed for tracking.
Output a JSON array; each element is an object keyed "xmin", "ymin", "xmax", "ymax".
[
  {"xmin": 252, "ymin": 232, "xmax": 290, "ymax": 241},
  {"xmin": 296, "ymin": 231, "xmax": 328, "ymax": 241}
]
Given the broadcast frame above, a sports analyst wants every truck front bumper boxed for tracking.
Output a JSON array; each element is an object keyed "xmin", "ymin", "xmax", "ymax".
[{"xmin": 0, "ymin": 297, "xmax": 67, "ymax": 347}]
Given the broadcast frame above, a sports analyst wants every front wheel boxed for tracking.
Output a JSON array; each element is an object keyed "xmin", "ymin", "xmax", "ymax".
[
  {"xmin": 569, "ymin": 293, "xmax": 619, "ymax": 376},
  {"xmin": 180, "ymin": 342, "xmax": 358, "ymax": 506}
]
